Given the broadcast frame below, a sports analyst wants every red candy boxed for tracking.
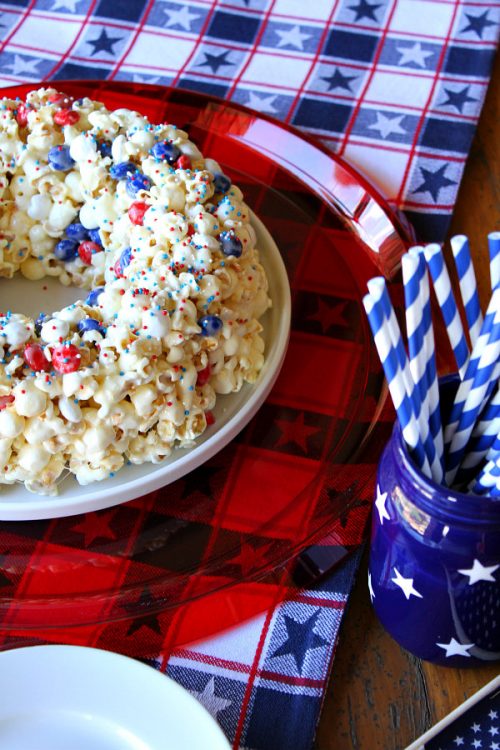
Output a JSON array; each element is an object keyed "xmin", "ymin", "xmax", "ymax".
[
  {"xmin": 54, "ymin": 109, "xmax": 80, "ymax": 126},
  {"xmin": 187, "ymin": 224, "xmax": 195, "ymax": 237},
  {"xmin": 0, "ymin": 395, "xmax": 15, "ymax": 410},
  {"xmin": 205, "ymin": 410, "xmax": 215, "ymax": 426},
  {"xmin": 48, "ymin": 93, "xmax": 73, "ymax": 108},
  {"xmin": 15, "ymin": 104, "xmax": 28, "ymax": 128},
  {"xmin": 23, "ymin": 343, "xmax": 50, "ymax": 372},
  {"xmin": 78, "ymin": 240, "xmax": 101, "ymax": 265},
  {"xmin": 175, "ymin": 155, "xmax": 192, "ymax": 170},
  {"xmin": 128, "ymin": 201, "xmax": 148, "ymax": 226},
  {"xmin": 51, "ymin": 344, "xmax": 81, "ymax": 374},
  {"xmin": 196, "ymin": 363, "xmax": 211, "ymax": 386},
  {"xmin": 113, "ymin": 259, "xmax": 123, "ymax": 278}
]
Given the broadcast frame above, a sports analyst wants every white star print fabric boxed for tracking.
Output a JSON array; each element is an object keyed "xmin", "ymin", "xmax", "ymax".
[
  {"xmin": 0, "ymin": 2, "xmax": 498, "ymax": 749},
  {"xmin": 0, "ymin": 0, "xmax": 497, "ymax": 242}
]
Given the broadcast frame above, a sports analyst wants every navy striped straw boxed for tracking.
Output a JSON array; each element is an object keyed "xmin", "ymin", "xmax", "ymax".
[
  {"xmin": 424, "ymin": 243, "xmax": 470, "ymax": 379},
  {"xmin": 401, "ymin": 254, "xmax": 444, "ymax": 482},
  {"xmin": 450, "ymin": 235, "xmax": 483, "ymax": 347},
  {"xmin": 402, "ymin": 252, "xmax": 427, "ymax": 415},
  {"xmin": 489, "ymin": 231, "xmax": 500, "ymax": 291},
  {"xmin": 457, "ymin": 412, "xmax": 500, "ymax": 479},
  {"xmin": 444, "ymin": 289, "xmax": 500, "ymax": 451},
  {"xmin": 408, "ymin": 246, "xmax": 444, "ymax": 475},
  {"xmin": 363, "ymin": 293, "xmax": 430, "ymax": 476},
  {"xmin": 367, "ymin": 278, "xmax": 441, "ymax": 480},
  {"xmin": 470, "ymin": 455, "xmax": 500, "ymax": 497},
  {"xmin": 445, "ymin": 305, "xmax": 500, "ymax": 486}
]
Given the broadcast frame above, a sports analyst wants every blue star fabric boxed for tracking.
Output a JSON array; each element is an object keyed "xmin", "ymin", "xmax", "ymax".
[
  {"xmin": 0, "ymin": 2, "xmax": 498, "ymax": 749},
  {"xmin": 0, "ymin": 0, "xmax": 496, "ymax": 244}
]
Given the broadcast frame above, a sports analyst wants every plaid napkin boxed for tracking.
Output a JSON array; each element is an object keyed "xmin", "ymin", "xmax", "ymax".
[{"xmin": 0, "ymin": 2, "xmax": 498, "ymax": 749}]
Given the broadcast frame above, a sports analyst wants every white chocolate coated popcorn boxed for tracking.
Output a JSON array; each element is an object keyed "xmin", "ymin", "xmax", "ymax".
[{"xmin": 0, "ymin": 88, "xmax": 271, "ymax": 495}]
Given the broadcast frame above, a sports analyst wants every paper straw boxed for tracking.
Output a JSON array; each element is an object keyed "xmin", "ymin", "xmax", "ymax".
[
  {"xmin": 366, "ymin": 279, "xmax": 441, "ymax": 479},
  {"xmin": 457, "ymin": 387, "xmax": 500, "ymax": 483},
  {"xmin": 445, "ymin": 306, "xmax": 500, "ymax": 486},
  {"xmin": 367, "ymin": 278, "xmax": 417, "ymax": 405},
  {"xmin": 401, "ymin": 254, "xmax": 444, "ymax": 482},
  {"xmin": 424, "ymin": 243, "xmax": 470, "ymax": 379},
  {"xmin": 408, "ymin": 246, "xmax": 444, "ymax": 475},
  {"xmin": 450, "ymin": 235, "xmax": 483, "ymax": 347},
  {"xmin": 489, "ymin": 231, "xmax": 500, "ymax": 291},
  {"xmin": 485, "ymin": 430, "xmax": 500, "ymax": 465},
  {"xmin": 402, "ymin": 253, "xmax": 428, "ymax": 419},
  {"xmin": 363, "ymin": 293, "xmax": 431, "ymax": 476},
  {"xmin": 444, "ymin": 288, "xmax": 500, "ymax": 451},
  {"xmin": 458, "ymin": 413, "xmax": 500, "ymax": 476},
  {"xmin": 469, "ymin": 455, "xmax": 500, "ymax": 497}
]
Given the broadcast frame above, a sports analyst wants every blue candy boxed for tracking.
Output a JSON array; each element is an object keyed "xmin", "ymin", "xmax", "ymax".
[
  {"xmin": 219, "ymin": 231, "xmax": 243, "ymax": 258},
  {"xmin": 126, "ymin": 172, "xmax": 152, "ymax": 197},
  {"xmin": 35, "ymin": 313, "xmax": 48, "ymax": 336},
  {"xmin": 213, "ymin": 173, "xmax": 231, "ymax": 193},
  {"xmin": 48, "ymin": 145, "xmax": 75, "ymax": 171},
  {"xmin": 54, "ymin": 239, "xmax": 79, "ymax": 261},
  {"xmin": 151, "ymin": 141, "xmax": 181, "ymax": 164},
  {"xmin": 85, "ymin": 287, "xmax": 105, "ymax": 306},
  {"xmin": 116, "ymin": 246, "xmax": 132, "ymax": 275},
  {"xmin": 110, "ymin": 161, "xmax": 137, "ymax": 180},
  {"xmin": 97, "ymin": 140, "xmax": 112, "ymax": 158},
  {"xmin": 88, "ymin": 228, "xmax": 103, "ymax": 246},
  {"xmin": 65, "ymin": 222, "xmax": 88, "ymax": 241},
  {"xmin": 198, "ymin": 315, "xmax": 223, "ymax": 337},
  {"xmin": 78, "ymin": 318, "xmax": 105, "ymax": 335}
]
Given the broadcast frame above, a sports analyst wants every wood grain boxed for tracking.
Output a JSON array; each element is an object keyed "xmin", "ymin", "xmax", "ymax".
[{"xmin": 316, "ymin": 49, "xmax": 500, "ymax": 750}]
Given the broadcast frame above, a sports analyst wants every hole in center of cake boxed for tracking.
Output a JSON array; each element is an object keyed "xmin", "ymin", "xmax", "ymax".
[{"xmin": 0, "ymin": 275, "xmax": 85, "ymax": 318}]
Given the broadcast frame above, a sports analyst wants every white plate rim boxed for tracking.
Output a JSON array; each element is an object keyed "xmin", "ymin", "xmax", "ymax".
[
  {"xmin": 0, "ymin": 644, "xmax": 231, "ymax": 749},
  {"xmin": 0, "ymin": 214, "xmax": 291, "ymax": 520}
]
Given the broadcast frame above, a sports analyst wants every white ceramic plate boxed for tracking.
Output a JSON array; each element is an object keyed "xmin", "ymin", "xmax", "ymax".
[
  {"xmin": 0, "ymin": 645, "xmax": 230, "ymax": 750},
  {"xmin": 0, "ymin": 214, "xmax": 291, "ymax": 520}
]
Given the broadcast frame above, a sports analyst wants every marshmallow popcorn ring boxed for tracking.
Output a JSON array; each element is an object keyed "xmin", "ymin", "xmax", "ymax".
[{"xmin": 0, "ymin": 88, "xmax": 270, "ymax": 495}]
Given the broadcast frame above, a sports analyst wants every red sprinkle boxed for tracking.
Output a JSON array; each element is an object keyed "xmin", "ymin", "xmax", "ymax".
[
  {"xmin": 175, "ymin": 155, "xmax": 192, "ymax": 170},
  {"xmin": 54, "ymin": 109, "xmax": 80, "ymax": 126},
  {"xmin": 51, "ymin": 344, "xmax": 81, "ymax": 374},
  {"xmin": 78, "ymin": 240, "xmax": 101, "ymax": 265},
  {"xmin": 128, "ymin": 201, "xmax": 148, "ymax": 225},
  {"xmin": 24, "ymin": 343, "xmax": 50, "ymax": 372},
  {"xmin": 0, "ymin": 395, "xmax": 15, "ymax": 410},
  {"xmin": 196, "ymin": 363, "xmax": 211, "ymax": 386}
]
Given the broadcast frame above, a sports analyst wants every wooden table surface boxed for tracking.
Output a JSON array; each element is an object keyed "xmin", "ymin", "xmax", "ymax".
[{"xmin": 316, "ymin": 49, "xmax": 500, "ymax": 750}]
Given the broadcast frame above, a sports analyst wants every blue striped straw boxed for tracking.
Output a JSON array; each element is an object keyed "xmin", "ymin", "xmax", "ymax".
[
  {"xmin": 424, "ymin": 243, "xmax": 470, "ymax": 379},
  {"xmin": 408, "ymin": 246, "xmax": 445, "ymax": 476},
  {"xmin": 460, "ymin": 386, "xmax": 500, "ymax": 467},
  {"xmin": 450, "ymin": 235, "xmax": 483, "ymax": 347},
  {"xmin": 402, "ymin": 253, "xmax": 428, "ymax": 419},
  {"xmin": 445, "ymin": 305, "xmax": 500, "ymax": 486},
  {"xmin": 485, "ymin": 429, "xmax": 500, "ymax": 465},
  {"xmin": 458, "ymin": 413, "xmax": 500, "ymax": 477},
  {"xmin": 470, "ymin": 455, "xmax": 500, "ymax": 497},
  {"xmin": 363, "ymin": 293, "xmax": 431, "ymax": 476},
  {"xmin": 367, "ymin": 278, "xmax": 441, "ymax": 481},
  {"xmin": 489, "ymin": 231, "xmax": 500, "ymax": 291},
  {"xmin": 444, "ymin": 288, "xmax": 500, "ymax": 451}
]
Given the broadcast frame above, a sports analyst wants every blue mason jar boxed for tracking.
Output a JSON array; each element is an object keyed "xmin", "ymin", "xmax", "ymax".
[{"xmin": 369, "ymin": 376, "xmax": 500, "ymax": 666}]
